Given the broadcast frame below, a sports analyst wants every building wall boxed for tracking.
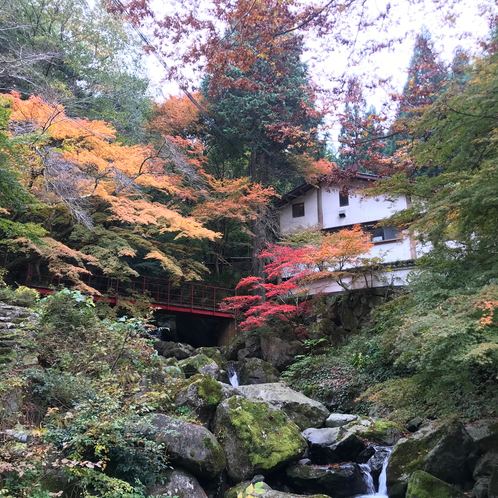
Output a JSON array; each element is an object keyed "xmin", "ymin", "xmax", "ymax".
[
  {"xmin": 278, "ymin": 182, "xmax": 416, "ymax": 265},
  {"xmin": 321, "ymin": 185, "xmax": 409, "ymax": 229},
  {"xmin": 279, "ymin": 187, "xmax": 319, "ymax": 234}
]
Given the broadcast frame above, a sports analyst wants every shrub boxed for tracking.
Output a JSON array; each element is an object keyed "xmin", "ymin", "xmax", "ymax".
[{"xmin": 0, "ymin": 285, "xmax": 39, "ymax": 307}]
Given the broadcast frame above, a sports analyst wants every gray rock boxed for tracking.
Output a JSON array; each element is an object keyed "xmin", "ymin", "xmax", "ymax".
[
  {"xmin": 405, "ymin": 416, "xmax": 424, "ymax": 432},
  {"xmin": 491, "ymin": 468, "xmax": 498, "ymax": 498},
  {"xmin": 475, "ymin": 477, "xmax": 490, "ymax": 498},
  {"xmin": 150, "ymin": 414, "xmax": 226, "ymax": 479},
  {"xmin": 302, "ymin": 427, "xmax": 366, "ymax": 463},
  {"xmin": 154, "ymin": 341, "xmax": 195, "ymax": 360},
  {"xmin": 386, "ymin": 419, "xmax": 474, "ymax": 498},
  {"xmin": 325, "ymin": 413, "xmax": 358, "ymax": 428},
  {"xmin": 466, "ymin": 419, "xmax": 498, "ymax": 453},
  {"xmin": 212, "ymin": 396, "xmax": 306, "ymax": 483},
  {"xmin": 474, "ymin": 452, "xmax": 498, "ymax": 480},
  {"xmin": 236, "ymin": 383, "xmax": 329, "ymax": 430},
  {"xmin": 148, "ymin": 468, "xmax": 207, "ymax": 497},
  {"xmin": 286, "ymin": 462, "xmax": 367, "ymax": 497},
  {"xmin": 238, "ymin": 357, "xmax": 280, "ymax": 385},
  {"xmin": 260, "ymin": 336, "xmax": 305, "ymax": 371}
]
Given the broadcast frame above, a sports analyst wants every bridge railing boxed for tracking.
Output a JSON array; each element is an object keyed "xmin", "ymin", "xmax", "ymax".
[{"xmin": 25, "ymin": 267, "xmax": 235, "ymax": 314}]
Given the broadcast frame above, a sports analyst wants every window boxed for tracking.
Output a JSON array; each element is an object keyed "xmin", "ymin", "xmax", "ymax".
[
  {"xmin": 292, "ymin": 202, "xmax": 305, "ymax": 218},
  {"xmin": 339, "ymin": 194, "xmax": 349, "ymax": 207},
  {"xmin": 369, "ymin": 226, "xmax": 399, "ymax": 242}
]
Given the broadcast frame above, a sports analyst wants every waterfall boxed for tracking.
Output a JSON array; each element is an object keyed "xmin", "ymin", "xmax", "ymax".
[
  {"xmin": 356, "ymin": 446, "xmax": 392, "ymax": 498},
  {"xmin": 228, "ymin": 362, "xmax": 239, "ymax": 387}
]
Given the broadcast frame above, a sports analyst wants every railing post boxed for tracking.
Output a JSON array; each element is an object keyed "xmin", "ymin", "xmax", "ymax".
[{"xmin": 213, "ymin": 287, "xmax": 216, "ymax": 313}]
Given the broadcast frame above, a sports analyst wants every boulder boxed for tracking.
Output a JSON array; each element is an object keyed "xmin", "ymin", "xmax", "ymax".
[
  {"xmin": 302, "ymin": 427, "xmax": 366, "ymax": 463},
  {"xmin": 325, "ymin": 413, "xmax": 358, "ymax": 428},
  {"xmin": 286, "ymin": 462, "xmax": 367, "ymax": 497},
  {"xmin": 236, "ymin": 383, "xmax": 329, "ymax": 430},
  {"xmin": 490, "ymin": 468, "xmax": 498, "ymax": 498},
  {"xmin": 148, "ymin": 468, "xmax": 207, "ymax": 497},
  {"xmin": 195, "ymin": 346, "xmax": 228, "ymax": 370},
  {"xmin": 474, "ymin": 477, "xmax": 490, "ymax": 498},
  {"xmin": 466, "ymin": 419, "xmax": 498, "ymax": 453},
  {"xmin": 406, "ymin": 470, "xmax": 466, "ymax": 498},
  {"xmin": 225, "ymin": 481, "xmax": 331, "ymax": 498},
  {"xmin": 474, "ymin": 452, "xmax": 498, "ymax": 480},
  {"xmin": 345, "ymin": 418, "xmax": 403, "ymax": 446},
  {"xmin": 223, "ymin": 335, "xmax": 245, "ymax": 361},
  {"xmin": 405, "ymin": 417, "xmax": 424, "ymax": 432},
  {"xmin": 238, "ymin": 357, "xmax": 280, "ymax": 385},
  {"xmin": 150, "ymin": 414, "xmax": 226, "ymax": 479},
  {"xmin": 212, "ymin": 396, "xmax": 306, "ymax": 483},
  {"xmin": 175, "ymin": 375, "xmax": 224, "ymax": 426},
  {"xmin": 260, "ymin": 336, "xmax": 305, "ymax": 371},
  {"xmin": 386, "ymin": 419, "xmax": 474, "ymax": 498},
  {"xmin": 178, "ymin": 354, "xmax": 222, "ymax": 379},
  {"xmin": 154, "ymin": 341, "xmax": 195, "ymax": 360}
]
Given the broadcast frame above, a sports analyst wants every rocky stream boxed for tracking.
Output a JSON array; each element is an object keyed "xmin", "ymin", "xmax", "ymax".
[{"xmin": 146, "ymin": 327, "xmax": 498, "ymax": 498}]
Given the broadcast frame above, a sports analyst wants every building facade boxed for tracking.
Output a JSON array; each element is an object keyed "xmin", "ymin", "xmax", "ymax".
[{"xmin": 276, "ymin": 174, "xmax": 419, "ymax": 292}]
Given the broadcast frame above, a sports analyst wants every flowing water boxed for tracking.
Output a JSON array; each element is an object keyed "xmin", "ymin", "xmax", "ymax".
[
  {"xmin": 356, "ymin": 446, "xmax": 392, "ymax": 498},
  {"xmin": 227, "ymin": 362, "xmax": 239, "ymax": 386}
]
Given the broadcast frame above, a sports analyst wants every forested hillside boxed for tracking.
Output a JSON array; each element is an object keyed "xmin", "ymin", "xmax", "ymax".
[{"xmin": 1, "ymin": 0, "xmax": 498, "ymax": 497}]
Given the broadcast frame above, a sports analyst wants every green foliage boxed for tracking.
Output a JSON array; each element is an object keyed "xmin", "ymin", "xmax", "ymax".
[
  {"xmin": 0, "ymin": 285, "xmax": 40, "ymax": 307},
  {"xmin": 0, "ymin": 290, "xmax": 180, "ymax": 496},
  {"xmin": 354, "ymin": 287, "xmax": 498, "ymax": 421}
]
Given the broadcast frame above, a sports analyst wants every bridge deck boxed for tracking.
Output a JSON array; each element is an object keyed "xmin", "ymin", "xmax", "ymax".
[{"xmin": 25, "ymin": 269, "xmax": 235, "ymax": 318}]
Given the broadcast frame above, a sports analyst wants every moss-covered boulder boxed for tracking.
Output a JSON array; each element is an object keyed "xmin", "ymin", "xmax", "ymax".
[
  {"xmin": 466, "ymin": 419, "xmax": 498, "ymax": 453},
  {"xmin": 285, "ymin": 462, "xmax": 367, "ymax": 497},
  {"xmin": 345, "ymin": 418, "xmax": 403, "ymax": 445},
  {"xmin": 236, "ymin": 383, "xmax": 329, "ymax": 430},
  {"xmin": 179, "ymin": 354, "xmax": 221, "ymax": 379},
  {"xmin": 239, "ymin": 357, "xmax": 280, "ymax": 385},
  {"xmin": 225, "ymin": 481, "xmax": 331, "ymax": 498},
  {"xmin": 386, "ymin": 419, "xmax": 474, "ymax": 498},
  {"xmin": 406, "ymin": 471, "xmax": 466, "ymax": 498},
  {"xmin": 175, "ymin": 374, "xmax": 224, "ymax": 426},
  {"xmin": 150, "ymin": 413, "xmax": 226, "ymax": 479},
  {"xmin": 148, "ymin": 468, "xmax": 207, "ymax": 497},
  {"xmin": 195, "ymin": 346, "xmax": 228, "ymax": 370},
  {"xmin": 212, "ymin": 396, "xmax": 306, "ymax": 483}
]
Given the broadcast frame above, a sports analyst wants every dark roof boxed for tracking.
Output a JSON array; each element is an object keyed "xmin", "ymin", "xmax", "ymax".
[{"xmin": 275, "ymin": 172, "xmax": 381, "ymax": 208}]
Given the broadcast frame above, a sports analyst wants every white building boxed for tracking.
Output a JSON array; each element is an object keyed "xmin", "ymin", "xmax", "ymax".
[{"xmin": 276, "ymin": 173, "xmax": 420, "ymax": 292}]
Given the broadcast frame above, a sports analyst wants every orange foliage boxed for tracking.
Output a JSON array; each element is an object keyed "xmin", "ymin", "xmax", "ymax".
[
  {"xmin": 4, "ymin": 92, "xmax": 221, "ymax": 285},
  {"xmin": 5, "ymin": 92, "xmax": 218, "ymax": 242},
  {"xmin": 476, "ymin": 299, "xmax": 498, "ymax": 328},
  {"xmin": 148, "ymin": 93, "xmax": 203, "ymax": 137}
]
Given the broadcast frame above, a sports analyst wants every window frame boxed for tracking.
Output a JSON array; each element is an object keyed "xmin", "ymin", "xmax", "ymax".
[{"xmin": 292, "ymin": 202, "xmax": 305, "ymax": 218}]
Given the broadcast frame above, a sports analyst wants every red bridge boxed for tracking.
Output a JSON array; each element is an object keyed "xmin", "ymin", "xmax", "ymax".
[{"xmin": 25, "ymin": 267, "xmax": 235, "ymax": 318}]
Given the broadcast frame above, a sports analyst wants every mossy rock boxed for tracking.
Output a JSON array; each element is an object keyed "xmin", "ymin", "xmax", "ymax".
[
  {"xmin": 239, "ymin": 357, "xmax": 280, "ymax": 385},
  {"xmin": 176, "ymin": 375, "xmax": 224, "ymax": 426},
  {"xmin": 151, "ymin": 413, "xmax": 226, "ymax": 479},
  {"xmin": 196, "ymin": 347, "xmax": 227, "ymax": 370},
  {"xmin": 359, "ymin": 418, "xmax": 403, "ymax": 445},
  {"xmin": 406, "ymin": 471, "xmax": 466, "ymax": 498},
  {"xmin": 179, "ymin": 354, "xmax": 221, "ymax": 379},
  {"xmin": 213, "ymin": 395, "xmax": 306, "ymax": 483},
  {"xmin": 386, "ymin": 419, "xmax": 474, "ymax": 498},
  {"xmin": 225, "ymin": 481, "xmax": 331, "ymax": 498}
]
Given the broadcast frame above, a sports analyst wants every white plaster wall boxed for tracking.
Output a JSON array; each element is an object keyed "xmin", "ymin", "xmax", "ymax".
[
  {"xmin": 279, "ymin": 187, "xmax": 319, "ymax": 235},
  {"xmin": 370, "ymin": 238, "xmax": 413, "ymax": 263},
  {"xmin": 306, "ymin": 266, "xmax": 416, "ymax": 294},
  {"xmin": 321, "ymin": 185, "xmax": 409, "ymax": 229}
]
